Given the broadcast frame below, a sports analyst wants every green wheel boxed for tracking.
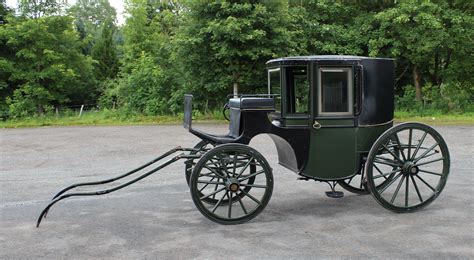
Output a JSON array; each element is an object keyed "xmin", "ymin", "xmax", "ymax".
[
  {"xmin": 190, "ymin": 144, "xmax": 273, "ymax": 224},
  {"xmin": 366, "ymin": 123, "xmax": 450, "ymax": 212},
  {"xmin": 185, "ymin": 141, "xmax": 256, "ymax": 205}
]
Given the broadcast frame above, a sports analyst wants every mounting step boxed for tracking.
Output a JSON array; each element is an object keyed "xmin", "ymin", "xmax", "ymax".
[{"xmin": 325, "ymin": 191, "xmax": 344, "ymax": 198}]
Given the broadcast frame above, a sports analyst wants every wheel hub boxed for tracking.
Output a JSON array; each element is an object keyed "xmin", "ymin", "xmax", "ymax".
[
  {"xmin": 402, "ymin": 161, "xmax": 419, "ymax": 175},
  {"xmin": 226, "ymin": 178, "xmax": 240, "ymax": 193}
]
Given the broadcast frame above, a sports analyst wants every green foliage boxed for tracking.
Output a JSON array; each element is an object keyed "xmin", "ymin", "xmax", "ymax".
[
  {"xmin": 118, "ymin": 53, "xmax": 169, "ymax": 115},
  {"xmin": 68, "ymin": 0, "xmax": 118, "ymax": 55},
  {"xmin": 91, "ymin": 18, "xmax": 119, "ymax": 80},
  {"xmin": 1, "ymin": 0, "xmax": 473, "ymax": 121},
  {"xmin": 396, "ymin": 82, "xmax": 473, "ymax": 114},
  {"xmin": 18, "ymin": 0, "xmax": 66, "ymax": 18},
  {"xmin": 110, "ymin": 0, "xmax": 181, "ymax": 114},
  {"xmin": 0, "ymin": 15, "xmax": 96, "ymax": 118},
  {"xmin": 175, "ymin": 1, "xmax": 293, "ymax": 109}
]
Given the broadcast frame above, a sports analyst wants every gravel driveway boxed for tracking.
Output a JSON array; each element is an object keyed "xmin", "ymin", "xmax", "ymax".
[{"xmin": 1, "ymin": 124, "xmax": 473, "ymax": 259}]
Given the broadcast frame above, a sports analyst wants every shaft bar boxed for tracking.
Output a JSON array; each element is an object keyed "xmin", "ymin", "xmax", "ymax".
[{"xmin": 37, "ymin": 148, "xmax": 200, "ymax": 227}]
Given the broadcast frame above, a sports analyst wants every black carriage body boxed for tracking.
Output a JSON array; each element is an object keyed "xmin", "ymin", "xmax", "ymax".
[{"xmin": 185, "ymin": 55, "xmax": 395, "ymax": 181}]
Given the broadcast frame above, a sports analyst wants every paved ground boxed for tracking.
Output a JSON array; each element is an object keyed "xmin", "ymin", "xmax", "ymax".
[{"xmin": 0, "ymin": 124, "xmax": 473, "ymax": 259}]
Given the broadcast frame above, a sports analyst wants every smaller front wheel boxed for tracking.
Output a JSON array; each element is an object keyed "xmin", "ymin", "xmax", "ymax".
[{"xmin": 190, "ymin": 144, "xmax": 273, "ymax": 224}]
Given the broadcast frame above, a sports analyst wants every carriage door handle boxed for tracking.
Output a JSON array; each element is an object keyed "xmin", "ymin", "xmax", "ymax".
[{"xmin": 313, "ymin": 120, "xmax": 322, "ymax": 129}]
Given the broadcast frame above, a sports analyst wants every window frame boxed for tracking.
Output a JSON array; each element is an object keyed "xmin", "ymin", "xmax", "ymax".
[
  {"xmin": 317, "ymin": 67, "xmax": 354, "ymax": 117},
  {"xmin": 285, "ymin": 66, "xmax": 310, "ymax": 116},
  {"xmin": 268, "ymin": 68, "xmax": 281, "ymax": 112}
]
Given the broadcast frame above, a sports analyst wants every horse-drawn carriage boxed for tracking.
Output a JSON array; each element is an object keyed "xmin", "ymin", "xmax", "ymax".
[{"xmin": 37, "ymin": 56, "xmax": 450, "ymax": 226}]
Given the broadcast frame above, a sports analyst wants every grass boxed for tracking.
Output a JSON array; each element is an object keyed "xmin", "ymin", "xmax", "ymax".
[
  {"xmin": 394, "ymin": 111, "xmax": 474, "ymax": 125},
  {"xmin": 0, "ymin": 109, "xmax": 226, "ymax": 128},
  {"xmin": 1, "ymin": 109, "xmax": 473, "ymax": 128}
]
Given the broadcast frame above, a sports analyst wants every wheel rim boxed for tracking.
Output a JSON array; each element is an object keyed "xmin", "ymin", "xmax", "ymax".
[
  {"xmin": 366, "ymin": 123, "xmax": 450, "ymax": 212},
  {"xmin": 190, "ymin": 144, "xmax": 273, "ymax": 224}
]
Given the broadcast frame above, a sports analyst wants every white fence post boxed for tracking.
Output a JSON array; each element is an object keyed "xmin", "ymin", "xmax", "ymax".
[{"xmin": 78, "ymin": 105, "xmax": 84, "ymax": 117}]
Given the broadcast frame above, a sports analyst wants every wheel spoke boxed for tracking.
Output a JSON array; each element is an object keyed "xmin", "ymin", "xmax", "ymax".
[
  {"xmin": 212, "ymin": 182, "xmax": 218, "ymax": 200},
  {"xmin": 393, "ymin": 134, "xmax": 407, "ymax": 161},
  {"xmin": 228, "ymin": 192, "xmax": 232, "ymax": 218},
  {"xmin": 413, "ymin": 143, "xmax": 439, "ymax": 163},
  {"xmin": 199, "ymin": 172, "xmax": 220, "ymax": 178},
  {"xmin": 378, "ymin": 173, "xmax": 403, "ymax": 194},
  {"xmin": 200, "ymin": 186, "xmax": 226, "ymax": 200},
  {"xmin": 418, "ymin": 169, "xmax": 443, "ymax": 177},
  {"xmin": 374, "ymin": 157, "xmax": 402, "ymax": 167},
  {"xmin": 405, "ymin": 175, "xmax": 409, "ymax": 207},
  {"xmin": 347, "ymin": 176, "xmax": 354, "ymax": 185},
  {"xmin": 410, "ymin": 175, "xmax": 423, "ymax": 203},
  {"xmin": 232, "ymin": 152, "xmax": 237, "ymax": 177},
  {"xmin": 359, "ymin": 168, "xmax": 365, "ymax": 189},
  {"xmin": 415, "ymin": 151, "xmax": 439, "ymax": 162},
  {"xmin": 197, "ymin": 180, "xmax": 224, "ymax": 185},
  {"xmin": 382, "ymin": 144, "xmax": 404, "ymax": 164},
  {"xmin": 415, "ymin": 175, "xmax": 436, "ymax": 192},
  {"xmin": 235, "ymin": 156, "xmax": 254, "ymax": 179},
  {"xmin": 239, "ymin": 169, "xmax": 265, "ymax": 181},
  {"xmin": 239, "ymin": 183, "xmax": 267, "ymax": 189},
  {"xmin": 414, "ymin": 157, "xmax": 444, "ymax": 167},
  {"xmin": 199, "ymin": 177, "xmax": 216, "ymax": 192},
  {"xmin": 407, "ymin": 129, "xmax": 413, "ymax": 159},
  {"xmin": 203, "ymin": 165, "xmax": 226, "ymax": 178},
  {"xmin": 239, "ymin": 188, "xmax": 262, "ymax": 206},
  {"xmin": 411, "ymin": 132, "xmax": 428, "ymax": 160},
  {"xmin": 211, "ymin": 192, "xmax": 228, "ymax": 213},
  {"xmin": 373, "ymin": 168, "xmax": 401, "ymax": 180},
  {"xmin": 373, "ymin": 164, "xmax": 389, "ymax": 180},
  {"xmin": 390, "ymin": 174, "xmax": 405, "ymax": 203},
  {"xmin": 238, "ymin": 197, "xmax": 248, "ymax": 215}
]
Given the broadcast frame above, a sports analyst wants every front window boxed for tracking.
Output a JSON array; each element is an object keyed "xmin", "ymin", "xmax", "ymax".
[
  {"xmin": 268, "ymin": 68, "xmax": 281, "ymax": 112},
  {"xmin": 318, "ymin": 67, "xmax": 353, "ymax": 116}
]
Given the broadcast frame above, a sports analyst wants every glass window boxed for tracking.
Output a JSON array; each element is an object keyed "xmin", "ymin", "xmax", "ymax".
[
  {"xmin": 318, "ymin": 68, "xmax": 353, "ymax": 116},
  {"xmin": 286, "ymin": 67, "xmax": 309, "ymax": 114},
  {"xmin": 268, "ymin": 68, "xmax": 281, "ymax": 112}
]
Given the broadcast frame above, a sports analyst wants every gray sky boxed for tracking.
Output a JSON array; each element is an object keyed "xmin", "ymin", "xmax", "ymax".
[{"xmin": 5, "ymin": 0, "xmax": 126, "ymax": 24}]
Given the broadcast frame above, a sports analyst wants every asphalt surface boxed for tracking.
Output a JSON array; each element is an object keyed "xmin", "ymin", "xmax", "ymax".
[{"xmin": 1, "ymin": 124, "xmax": 473, "ymax": 259}]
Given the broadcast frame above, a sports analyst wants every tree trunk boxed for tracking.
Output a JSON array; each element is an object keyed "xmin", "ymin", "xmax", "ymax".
[
  {"xmin": 413, "ymin": 66, "xmax": 422, "ymax": 102},
  {"xmin": 233, "ymin": 82, "xmax": 239, "ymax": 98}
]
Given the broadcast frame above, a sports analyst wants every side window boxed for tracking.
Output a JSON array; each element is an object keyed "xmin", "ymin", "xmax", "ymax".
[
  {"xmin": 318, "ymin": 67, "xmax": 353, "ymax": 116},
  {"xmin": 286, "ymin": 67, "xmax": 309, "ymax": 114},
  {"xmin": 268, "ymin": 68, "xmax": 281, "ymax": 112}
]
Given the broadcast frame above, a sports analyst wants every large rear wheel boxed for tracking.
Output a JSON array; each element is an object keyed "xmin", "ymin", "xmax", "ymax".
[{"xmin": 366, "ymin": 123, "xmax": 450, "ymax": 212}]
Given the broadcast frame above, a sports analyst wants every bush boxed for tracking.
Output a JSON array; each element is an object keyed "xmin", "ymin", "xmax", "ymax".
[
  {"xmin": 396, "ymin": 82, "xmax": 474, "ymax": 114},
  {"xmin": 7, "ymin": 84, "xmax": 53, "ymax": 119}
]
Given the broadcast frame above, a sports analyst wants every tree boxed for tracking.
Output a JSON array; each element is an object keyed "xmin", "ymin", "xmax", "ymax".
[
  {"xmin": 368, "ymin": 1, "xmax": 472, "ymax": 102},
  {"xmin": 18, "ymin": 0, "xmax": 66, "ymax": 19},
  {"xmin": 91, "ymin": 17, "xmax": 119, "ymax": 80},
  {"xmin": 0, "ymin": 0, "xmax": 11, "ymax": 24},
  {"xmin": 112, "ymin": 0, "xmax": 181, "ymax": 114},
  {"xmin": 0, "ymin": 15, "xmax": 96, "ymax": 117},
  {"xmin": 175, "ymin": 1, "xmax": 293, "ymax": 109},
  {"xmin": 68, "ymin": 0, "xmax": 117, "ymax": 55}
]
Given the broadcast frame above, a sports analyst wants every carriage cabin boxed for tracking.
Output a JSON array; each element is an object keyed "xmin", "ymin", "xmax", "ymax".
[{"xmin": 265, "ymin": 55, "xmax": 395, "ymax": 180}]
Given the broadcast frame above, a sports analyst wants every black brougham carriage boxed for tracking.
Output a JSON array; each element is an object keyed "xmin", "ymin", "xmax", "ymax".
[{"xmin": 37, "ymin": 56, "xmax": 450, "ymax": 227}]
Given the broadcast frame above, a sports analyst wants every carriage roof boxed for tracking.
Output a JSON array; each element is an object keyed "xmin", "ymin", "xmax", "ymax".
[{"xmin": 266, "ymin": 55, "xmax": 395, "ymax": 126}]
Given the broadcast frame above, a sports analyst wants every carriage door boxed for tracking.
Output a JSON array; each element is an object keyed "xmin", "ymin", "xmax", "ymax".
[{"xmin": 303, "ymin": 66, "xmax": 357, "ymax": 180}]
